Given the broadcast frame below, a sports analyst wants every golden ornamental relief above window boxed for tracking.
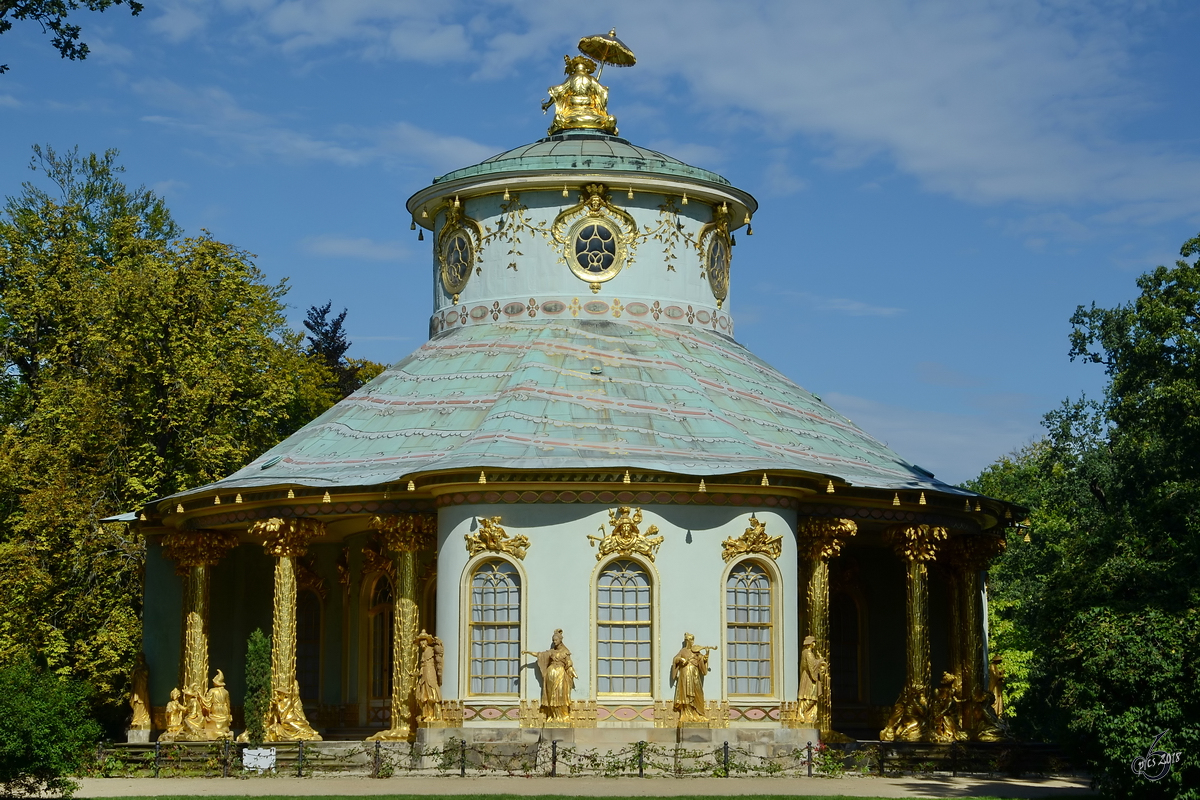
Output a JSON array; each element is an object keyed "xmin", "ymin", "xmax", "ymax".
[
  {"xmin": 721, "ymin": 516, "xmax": 782, "ymax": 562},
  {"xmin": 437, "ymin": 202, "xmax": 483, "ymax": 304},
  {"xmin": 465, "ymin": 516, "xmax": 530, "ymax": 560},
  {"xmin": 551, "ymin": 184, "xmax": 638, "ymax": 289},
  {"xmin": 587, "ymin": 506, "xmax": 663, "ymax": 562}
]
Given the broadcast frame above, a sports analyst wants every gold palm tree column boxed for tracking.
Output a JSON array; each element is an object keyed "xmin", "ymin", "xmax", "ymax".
[
  {"xmin": 796, "ymin": 517, "xmax": 856, "ymax": 738},
  {"xmin": 948, "ymin": 535, "xmax": 1006, "ymax": 740},
  {"xmin": 880, "ymin": 524, "xmax": 948, "ymax": 742},
  {"xmin": 253, "ymin": 517, "xmax": 326, "ymax": 741},
  {"xmin": 162, "ymin": 531, "xmax": 239, "ymax": 696},
  {"xmin": 367, "ymin": 513, "xmax": 437, "ymax": 742}
]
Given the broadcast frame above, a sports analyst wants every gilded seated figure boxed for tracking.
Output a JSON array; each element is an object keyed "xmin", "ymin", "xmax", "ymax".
[{"xmin": 542, "ymin": 55, "xmax": 617, "ymax": 135}]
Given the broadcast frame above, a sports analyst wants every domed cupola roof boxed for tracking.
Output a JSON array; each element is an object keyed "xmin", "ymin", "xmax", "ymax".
[{"xmin": 156, "ymin": 46, "xmax": 993, "ymax": 524}]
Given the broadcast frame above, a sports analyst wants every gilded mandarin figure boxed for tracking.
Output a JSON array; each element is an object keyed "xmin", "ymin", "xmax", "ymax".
[
  {"xmin": 128, "ymin": 653, "xmax": 151, "ymax": 733},
  {"xmin": 671, "ymin": 633, "xmax": 715, "ymax": 725},
  {"xmin": 415, "ymin": 630, "xmax": 444, "ymax": 724},
  {"xmin": 159, "ymin": 687, "xmax": 185, "ymax": 742},
  {"xmin": 931, "ymin": 672, "xmax": 965, "ymax": 743},
  {"xmin": 523, "ymin": 629, "xmax": 577, "ymax": 724},
  {"xmin": 204, "ymin": 670, "xmax": 233, "ymax": 739},
  {"xmin": 542, "ymin": 55, "xmax": 618, "ymax": 135},
  {"xmin": 797, "ymin": 635, "xmax": 826, "ymax": 726}
]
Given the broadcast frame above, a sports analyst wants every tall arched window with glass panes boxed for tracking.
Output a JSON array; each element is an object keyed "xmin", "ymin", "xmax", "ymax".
[
  {"xmin": 596, "ymin": 559, "xmax": 652, "ymax": 695},
  {"xmin": 468, "ymin": 559, "xmax": 521, "ymax": 695},
  {"xmin": 726, "ymin": 561, "xmax": 773, "ymax": 696}
]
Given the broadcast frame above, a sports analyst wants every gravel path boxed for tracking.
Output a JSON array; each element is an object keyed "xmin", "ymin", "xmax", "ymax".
[{"xmin": 74, "ymin": 775, "xmax": 1094, "ymax": 798}]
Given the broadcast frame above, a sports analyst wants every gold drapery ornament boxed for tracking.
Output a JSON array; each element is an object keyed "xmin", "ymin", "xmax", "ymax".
[
  {"xmin": 886, "ymin": 524, "xmax": 949, "ymax": 562},
  {"xmin": 797, "ymin": 517, "xmax": 857, "ymax": 559},
  {"xmin": 721, "ymin": 516, "xmax": 782, "ymax": 562},
  {"xmin": 587, "ymin": 506, "xmax": 663, "ymax": 561},
  {"xmin": 361, "ymin": 537, "xmax": 396, "ymax": 580},
  {"xmin": 254, "ymin": 517, "xmax": 326, "ymax": 558},
  {"xmin": 369, "ymin": 513, "xmax": 437, "ymax": 553},
  {"xmin": 295, "ymin": 557, "xmax": 327, "ymax": 600},
  {"xmin": 465, "ymin": 516, "xmax": 530, "ymax": 560}
]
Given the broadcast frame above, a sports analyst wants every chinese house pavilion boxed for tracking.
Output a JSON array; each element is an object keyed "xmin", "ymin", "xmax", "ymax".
[{"xmin": 133, "ymin": 35, "xmax": 1014, "ymax": 749}]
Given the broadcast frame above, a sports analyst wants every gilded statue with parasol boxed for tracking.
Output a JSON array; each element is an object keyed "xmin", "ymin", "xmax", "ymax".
[{"xmin": 542, "ymin": 29, "xmax": 636, "ymax": 136}]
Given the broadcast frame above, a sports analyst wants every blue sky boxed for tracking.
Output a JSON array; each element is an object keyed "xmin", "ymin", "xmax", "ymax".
[{"xmin": 3, "ymin": 1, "xmax": 1199, "ymax": 484}]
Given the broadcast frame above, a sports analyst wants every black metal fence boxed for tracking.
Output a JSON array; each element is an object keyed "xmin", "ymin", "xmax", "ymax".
[{"xmin": 83, "ymin": 738, "xmax": 1075, "ymax": 780}]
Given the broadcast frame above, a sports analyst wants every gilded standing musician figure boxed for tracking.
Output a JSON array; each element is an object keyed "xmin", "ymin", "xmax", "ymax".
[
  {"xmin": 128, "ymin": 653, "xmax": 151, "ymax": 732},
  {"xmin": 671, "ymin": 633, "xmax": 715, "ymax": 724},
  {"xmin": 523, "ymin": 629, "xmax": 577, "ymax": 723},
  {"xmin": 797, "ymin": 635, "xmax": 826, "ymax": 725},
  {"xmin": 415, "ymin": 630, "xmax": 444, "ymax": 723},
  {"xmin": 542, "ymin": 55, "xmax": 617, "ymax": 135}
]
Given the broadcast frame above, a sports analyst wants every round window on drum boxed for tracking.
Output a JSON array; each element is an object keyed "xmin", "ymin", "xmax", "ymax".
[
  {"xmin": 566, "ymin": 216, "xmax": 625, "ymax": 284},
  {"xmin": 706, "ymin": 231, "xmax": 731, "ymax": 302},
  {"xmin": 439, "ymin": 228, "xmax": 475, "ymax": 295}
]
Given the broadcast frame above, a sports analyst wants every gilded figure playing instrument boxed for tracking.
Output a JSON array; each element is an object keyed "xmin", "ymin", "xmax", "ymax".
[
  {"xmin": 128, "ymin": 653, "xmax": 151, "ymax": 731},
  {"xmin": 158, "ymin": 687, "xmax": 185, "ymax": 742},
  {"xmin": 542, "ymin": 55, "xmax": 617, "ymax": 135},
  {"xmin": 523, "ymin": 629, "xmax": 577, "ymax": 724},
  {"xmin": 797, "ymin": 635, "xmax": 826, "ymax": 726},
  {"xmin": 415, "ymin": 630, "xmax": 444, "ymax": 723},
  {"xmin": 671, "ymin": 633, "xmax": 715, "ymax": 724}
]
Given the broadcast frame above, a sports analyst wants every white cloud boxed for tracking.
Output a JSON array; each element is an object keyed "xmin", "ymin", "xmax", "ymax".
[
  {"xmin": 824, "ymin": 391, "xmax": 1041, "ymax": 484},
  {"xmin": 0, "ymin": 95, "xmax": 20, "ymax": 108},
  {"xmin": 303, "ymin": 235, "xmax": 408, "ymax": 261},
  {"xmin": 149, "ymin": 0, "xmax": 209, "ymax": 42},
  {"xmin": 190, "ymin": 1, "xmax": 1200, "ymax": 226},
  {"xmin": 133, "ymin": 79, "xmax": 494, "ymax": 173}
]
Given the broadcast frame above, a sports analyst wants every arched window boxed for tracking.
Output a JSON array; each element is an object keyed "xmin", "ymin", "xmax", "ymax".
[
  {"xmin": 726, "ymin": 561, "xmax": 773, "ymax": 695},
  {"xmin": 368, "ymin": 576, "xmax": 393, "ymax": 701},
  {"xmin": 469, "ymin": 560, "xmax": 521, "ymax": 695},
  {"xmin": 596, "ymin": 559, "xmax": 652, "ymax": 695},
  {"xmin": 296, "ymin": 589, "xmax": 322, "ymax": 703}
]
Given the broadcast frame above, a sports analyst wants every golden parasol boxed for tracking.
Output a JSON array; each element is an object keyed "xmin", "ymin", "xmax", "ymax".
[{"xmin": 578, "ymin": 28, "xmax": 636, "ymax": 77}]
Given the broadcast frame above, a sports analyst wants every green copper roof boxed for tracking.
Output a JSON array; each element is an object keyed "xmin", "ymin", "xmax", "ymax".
[
  {"xmin": 177, "ymin": 319, "xmax": 970, "ymax": 498},
  {"xmin": 434, "ymin": 130, "xmax": 731, "ymax": 187}
]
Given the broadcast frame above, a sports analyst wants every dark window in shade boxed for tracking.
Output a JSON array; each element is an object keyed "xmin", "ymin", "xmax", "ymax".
[
  {"xmin": 297, "ymin": 589, "xmax": 321, "ymax": 702},
  {"xmin": 369, "ymin": 576, "xmax": 394, "ymax": 700}
]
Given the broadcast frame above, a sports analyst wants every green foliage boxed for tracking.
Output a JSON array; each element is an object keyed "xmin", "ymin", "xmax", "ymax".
[
  {"xmin": 243, "ymin": 629, "xmax": 271, "ymax": 745},
  {"xmin": 968, "ymin": 232, "xmax": 1200, "ymax": 798},
  {"xmin": 0, "ymin": 1, "xmax": 143, "ymax": 74},
  {"xmin": 0, "ymin": 658, "xmax": 102, "ymax": 798},
  {"xmin": 0, "ymin": 146, "xmax": 342, "ymax": 732},
  {"xmin": 304, "ymin": 301, "xmax": 387, "ymax": 397}
]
